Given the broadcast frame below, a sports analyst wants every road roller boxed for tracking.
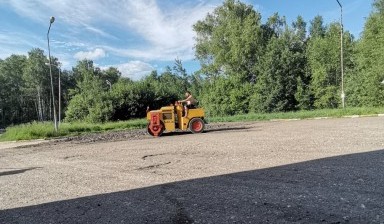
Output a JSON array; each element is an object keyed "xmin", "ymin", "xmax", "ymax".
[{"xmin": 146, "ymin": 102, "xmax": 206, "ymax": 137}]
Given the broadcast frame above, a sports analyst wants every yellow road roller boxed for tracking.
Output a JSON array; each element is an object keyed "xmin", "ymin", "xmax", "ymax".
[{"xmin": 146, "ymin": 102, "xmax": 206, "ymax": 137}]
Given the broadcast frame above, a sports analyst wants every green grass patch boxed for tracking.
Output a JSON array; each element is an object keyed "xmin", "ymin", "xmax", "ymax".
[
  {"xmin": 206, "ymin": 107, "xmax": 384, "ymax": 122},
  {"xmin": 0, "ymin": 107, "xmax": 383, "ymax": 141}
]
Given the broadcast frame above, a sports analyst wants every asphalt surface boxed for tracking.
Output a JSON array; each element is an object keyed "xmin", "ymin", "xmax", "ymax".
[{"xmin": 0, "ymin": 117, "xmax": 384, "ymax": 223}]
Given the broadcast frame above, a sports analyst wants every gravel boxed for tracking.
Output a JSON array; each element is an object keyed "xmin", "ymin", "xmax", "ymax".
[
  {"xmin": 53, "ymin": 122, "xmax": 249, "ymax": 144},
  {"xmin": 1, "ymin": 117, "xmax": 384, "ymax": 223}
]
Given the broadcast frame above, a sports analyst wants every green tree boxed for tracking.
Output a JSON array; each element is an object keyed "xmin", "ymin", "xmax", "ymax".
[
  {"xmin": 193, "ymin": 0, "xmax": 263, "ymax": 115},
  {"xmin": 251, "ymin": 15, "xmax": 306, "ymax": 112},
  {"xmin": 101, "ymin": 67, "xmax": 121, "ymax": 86},
  {"xmin": 110, "ymin": 79, "xmax": 155, "ymax": 120},
  {"xmin": 0, "ymin": 55, "xmax": 28, "ymax": 126},
  {"xmin": 142, "ymin": 63, "xmax": 187, "ymax": 107},
  {"xmin": 292, "ymin": 16, "xmax": 313, "ymax": 110},
  {"xmin": 307, "ymin": 22, "xmax": 353, "ymax": 109},
  {"xmin": 200, "ymin": 76, "xmax": 252, "ymax": 116},
  {"xmin": 23, "ymin": 48, "xmax": 51, "ymax": 121},
  {"xmin": 193, "ymin": 0, "xmax": 263, "ymax": 82},
  {"xmin": 347, "ymin": 0, "xmax": 384, "ymax": 106},
  {"xmin": 65, "ymin": 60, "xmax": 113, "ymax": 122},
  {"xmin": 374, "ymin": 0, "xmax": 384, "ymax": 12},
  {"xmin": 309, "ymin": 15, "xmax": 326, "ymax": 38}
]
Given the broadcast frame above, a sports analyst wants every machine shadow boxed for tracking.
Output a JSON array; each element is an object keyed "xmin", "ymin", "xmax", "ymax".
[
  {"xmin": 1, "ymin": 149, "xmax": 384, "ymax": 224},
  {"xmin": 0, "ymin": 167, "xmax": 41, "ymax": 177},
  {"xmin": 162, "ymin": 126, "xmax": 253, "ymax": 137},
  {"xmin": 204, "ymin": 126, "xmax": 254, "ymax": 133}
]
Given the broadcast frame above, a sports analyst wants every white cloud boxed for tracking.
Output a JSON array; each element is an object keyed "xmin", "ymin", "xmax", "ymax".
[
  {"xmin": 82, "ymin": 24, "xmax": 118, "ymax": 40},
  {"xmin": 116, "ymin": 0, "xmax": 219, "ymax": 60},
  {"xmin": 2, "ymin": 0, "xmax": 220, "ymax": 62},
  {"xmin": 74, "ymin": 48, "xmax": 106, "ymax": 60},
  {"xmin": 103, "ymin": 61, "xmax": 154, "ymax": 80}
]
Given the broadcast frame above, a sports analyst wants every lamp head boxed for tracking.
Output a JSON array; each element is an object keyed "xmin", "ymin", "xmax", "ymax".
[
  {"xmin": 336, "ymin": 0, "xmax": 342, "ymax": 7},
  {"xmin": 50, "ymin": 16, "xmax": 55, "ymax": 24}
]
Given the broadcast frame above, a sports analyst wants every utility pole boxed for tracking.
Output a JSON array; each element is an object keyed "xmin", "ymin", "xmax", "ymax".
[
  {"xmin": 47, "ymin": 16, "xmax": 58, "ymax": 132},
  {"xmin": 45, "ymin": 62, "xmax": 61, "ymax": 125},
  {"xmin": 337, "ymin": 0, "xmax": 345, "ymax": 108},
  {"xmin": 58, "ymin": 64, "xmax": 61, "ymax": 125}
]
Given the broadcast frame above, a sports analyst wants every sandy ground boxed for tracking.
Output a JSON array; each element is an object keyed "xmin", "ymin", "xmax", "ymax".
[
  {"xmin": 1, "ymin": 117, "xmax": 384, "ymax": 223},
  {"xmin": 0, "ymin": 139, "xmax": 48, "ymax": 150}
]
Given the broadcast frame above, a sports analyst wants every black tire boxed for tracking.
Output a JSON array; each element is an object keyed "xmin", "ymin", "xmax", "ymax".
[{"xmin": 189, "ymin": 118, "xmax": 205, "ymax": 134}]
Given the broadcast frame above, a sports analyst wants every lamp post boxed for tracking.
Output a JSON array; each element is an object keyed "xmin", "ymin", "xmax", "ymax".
[
  {"xmin": 45, "ymin": 62, "xmax": 61, "ymax": 125},
  {"xmin": 336, "ymin": 0, "xmax": 345, "ymax": 108},
  {"xmin": 47, "ymin": 16, "xmax": 58, "ymax": 132},
  {"xmin": 58, "ymin": 64, "xmax": 61, "ymax": 125}
]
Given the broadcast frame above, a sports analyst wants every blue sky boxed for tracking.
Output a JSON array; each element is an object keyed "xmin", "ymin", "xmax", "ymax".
[{"xmin": 0, "ymin": 0, "xmax": 374, "ymax": 80}]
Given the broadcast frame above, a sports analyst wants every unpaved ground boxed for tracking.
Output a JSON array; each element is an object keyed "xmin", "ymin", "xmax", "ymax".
[
  {"xmin": 0, "ymin": 140, "xmax": 47, "ymax": 150},
  {"xmin": 1, "ymin": 117, "xmax": 384, "ymax": 223}
]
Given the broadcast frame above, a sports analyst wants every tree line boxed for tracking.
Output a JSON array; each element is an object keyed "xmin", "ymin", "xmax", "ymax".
[{"xmin": 0, "ymin": 0, "xmax": 383, "ymax": 127}]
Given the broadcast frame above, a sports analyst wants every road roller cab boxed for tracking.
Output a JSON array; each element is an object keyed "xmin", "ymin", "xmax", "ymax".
[{"xmin": 146, "ymin": 102, "xmax": 206, "ymax": 137}]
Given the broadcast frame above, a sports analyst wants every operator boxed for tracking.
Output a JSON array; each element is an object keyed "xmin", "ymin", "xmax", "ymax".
[{"xmin": 178, "ymin": 91, "xmax": 197, "ymax": 117}]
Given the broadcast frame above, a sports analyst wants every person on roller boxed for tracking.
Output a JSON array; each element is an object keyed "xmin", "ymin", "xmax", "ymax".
[{"xmin": 178, "ymin": 91, "xmax": 197, "ymax": 118}]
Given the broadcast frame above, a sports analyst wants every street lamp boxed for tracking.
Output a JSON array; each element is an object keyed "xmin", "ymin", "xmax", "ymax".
[
  {"xmin": 337, "ymin": 0, "xmax": 345, "ymax": 108},
  {"xmin": 45, "ymin": 62, "xmax": 61, "ymax": 125},
  {"xmin": 47, "ymin": 16, "xmax": 58, "ymax": 132}
]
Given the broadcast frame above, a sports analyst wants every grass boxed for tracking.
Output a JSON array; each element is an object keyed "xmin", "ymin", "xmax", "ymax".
[
  {"xmin": 0, "ymin": 107, "xmax": 383, "ymax": 141},
  {"xmin": 207, "ymin": 107, "xmax": 384, "ymax": 123}
]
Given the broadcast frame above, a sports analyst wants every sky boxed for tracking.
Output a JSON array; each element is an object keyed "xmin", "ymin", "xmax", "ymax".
[{"xmin": 0, "ymin": 0, "xmax": 374, "ymax": 80}]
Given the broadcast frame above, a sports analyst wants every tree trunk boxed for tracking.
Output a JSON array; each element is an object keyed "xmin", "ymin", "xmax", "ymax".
[
  {"xmin": 42, "ymin": 99, "xmax": 46, "ymax": 121},
  {"xmin": 37, "ymin": 86, "xmax": 43, "ymax": 121}
]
